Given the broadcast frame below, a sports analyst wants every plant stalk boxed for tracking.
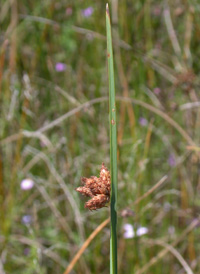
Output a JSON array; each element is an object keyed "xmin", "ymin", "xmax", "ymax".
[{"xmin": 106, "ymin": 4, "xmax": 118, "ymax": 274}]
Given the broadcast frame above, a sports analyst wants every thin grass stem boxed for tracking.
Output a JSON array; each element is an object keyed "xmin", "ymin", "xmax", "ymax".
[{"xmin": 106, "ymin": 4, "xmax": 118, "ymax": 274}]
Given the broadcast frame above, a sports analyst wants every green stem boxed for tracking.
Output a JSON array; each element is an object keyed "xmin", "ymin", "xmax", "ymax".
[{"xmin": 106, "ymin": 4, "xmax": 118, "ymax": 274}]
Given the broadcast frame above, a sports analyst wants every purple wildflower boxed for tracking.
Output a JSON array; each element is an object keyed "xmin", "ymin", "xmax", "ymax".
[
  {"xmin": 55, "ymin": 63, "xmax": 67, "ymax": 72},
  {"xmin": 66, "ymin": 7, "xmax": 73, "ymax": 16},
  {"xmin": 139, "ymin": 117, "xmax": 147, "ymax": 126},
  {"xmin": 168, "ymin": 154, "xmax": 176, "ymax": 167},
  {"xmin": 82, "ymin": 7, "xmax": 94, "ymax": 17},
  {"xmin": 22, "ymin": 215, "xmax": 32, "ymax": 224},
  {"xmin": 20, "ymin": 178, "xmax": 34, "ymax": 190},
  {"xmin": 153, "ymin": 87, "xmax": 161, "ymax": 94}
]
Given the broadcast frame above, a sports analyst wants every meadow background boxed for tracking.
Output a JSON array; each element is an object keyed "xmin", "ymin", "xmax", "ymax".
[{"xmin": 1, "ymin": 0, "xmax": 200, "ymax": 273}]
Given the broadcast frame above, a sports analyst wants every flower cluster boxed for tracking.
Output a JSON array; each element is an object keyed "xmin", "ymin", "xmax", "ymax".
[
  {"xmin": 123, "ymin": 224, "xmax": 148, "ymax": 239},
  {"xmin": 76, "ymin": 163, "xmax": 110, "ymax": 210}
]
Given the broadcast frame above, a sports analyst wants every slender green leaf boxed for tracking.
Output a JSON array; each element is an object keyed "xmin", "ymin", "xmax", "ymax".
[{"xmin": 106, "ymin": 4, "xmax": 118, "ymax": 274}]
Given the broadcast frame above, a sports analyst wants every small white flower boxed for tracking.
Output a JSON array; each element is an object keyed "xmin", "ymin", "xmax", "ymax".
[
  {"xmin": 20, "ymin": 178, "xmax": 34, "ymax": 190},
  {"xmin": 136, "ymin": 227, "xmax": 148, "ymax": 236},
  {"xmin": 123, "ymin": 224, "xmax": 134, "ymax": 239},
  {"xmin": 123, "ymin": 224, "xmax": 148, "ymax": 239}
]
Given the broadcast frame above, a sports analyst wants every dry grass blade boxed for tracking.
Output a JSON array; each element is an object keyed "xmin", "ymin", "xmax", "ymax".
[
  {"xmin": 144, "ymin": 239, "xmax": 194, "ymax": 274},
  {"xmin": 1, "ymin": 96, "xmax": 195, "ymax": 147},
  {"xmin": 136, "ymin": 218, "xmax": 200, "ymax": 274},
  {"xmin": 116, "ymin": 96, "xmax": 196, "ymax": 146},
  {"xmin": 64, "ymin": 219, "xmax": 110, "ymax": 274}
]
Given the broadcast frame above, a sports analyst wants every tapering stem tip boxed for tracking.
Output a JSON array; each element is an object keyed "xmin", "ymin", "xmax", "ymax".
[{"xmin": 106, "ymin": 3, "xmax": 109, "ymax": 15}]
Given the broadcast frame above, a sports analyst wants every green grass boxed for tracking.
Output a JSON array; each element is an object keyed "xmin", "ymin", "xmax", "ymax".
[{"xmin": 106, "ymin": 4, "xmax": 118, "ymax": 274}]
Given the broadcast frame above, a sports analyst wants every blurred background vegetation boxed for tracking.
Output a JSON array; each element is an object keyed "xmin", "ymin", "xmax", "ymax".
[{"xmin": 0, "ymin": 0, "xmax": 200, "ymax": 273}]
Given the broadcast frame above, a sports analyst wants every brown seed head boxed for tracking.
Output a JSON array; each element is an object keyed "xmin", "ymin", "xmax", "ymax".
[
  {"xmin": 76, "ymin": 163, "xmax": 111, "ymax": 210},
  {"xmin": 85, "ymin": 194, "xmax": 110, "ymax": 210}
]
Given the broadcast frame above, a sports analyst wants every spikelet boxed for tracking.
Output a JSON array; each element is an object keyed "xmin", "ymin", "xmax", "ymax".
[
  {"xmin": 85, "ymin": 194, "xmax": 110, "ymax": 210},
  {"xmin": 76, "ymin": 163, "xmax": 110, "ymax": 210}
]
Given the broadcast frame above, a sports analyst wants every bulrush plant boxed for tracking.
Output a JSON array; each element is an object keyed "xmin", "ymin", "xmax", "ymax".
[
  {"xmin": 76, "ymin": 163, "xmax": 111, "ymax": 210},
  {"xmin": 76, "ymin": 4, "xmax": 118, "ymax": 274}
]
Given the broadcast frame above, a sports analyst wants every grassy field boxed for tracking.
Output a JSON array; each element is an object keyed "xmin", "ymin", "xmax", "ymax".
[{"xmin": 1, "ymin": 0, "xmax": 200, "ymax": 273}]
